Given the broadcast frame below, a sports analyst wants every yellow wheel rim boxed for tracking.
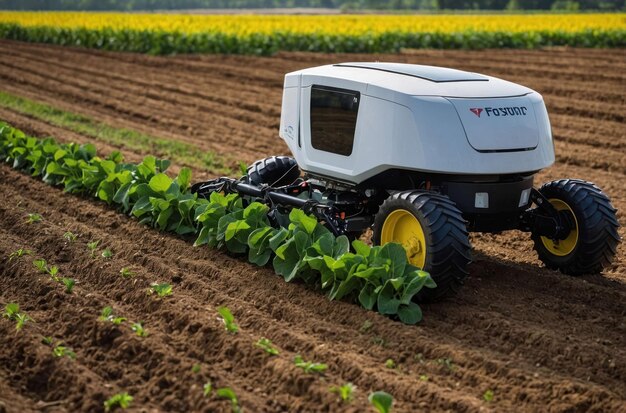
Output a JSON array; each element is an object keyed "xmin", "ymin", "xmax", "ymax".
[
  {"xmin": 540, "ymin": 199, "xmax": 579, "ymax": 256},
  {"xmin": 381, "ymin": 209, "xmax": 427, "ymax": 268}
]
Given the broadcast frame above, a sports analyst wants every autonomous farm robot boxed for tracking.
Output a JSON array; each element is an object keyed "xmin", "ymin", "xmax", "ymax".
[{"xmin": 192, "ymin": 62, "xmax": 620, "ymax": 300}]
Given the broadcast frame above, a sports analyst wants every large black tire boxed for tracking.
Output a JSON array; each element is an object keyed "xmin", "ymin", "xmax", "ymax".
[
  {"xmin": 531, "ymin": 179, "xmax": 620, "ymax": 274},
  {"xmin": 372, "ymin": 190, "xmax": 472, "ymax": 302},
  {"xmin": 247, "ymin": 156, "xmax": 300, "ymax": 187}
]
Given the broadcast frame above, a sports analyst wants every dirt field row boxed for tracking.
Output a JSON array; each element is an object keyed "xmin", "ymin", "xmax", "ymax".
[{"xmin": 0, "ymin": 40, "xmax": 624, "ymax": 412}]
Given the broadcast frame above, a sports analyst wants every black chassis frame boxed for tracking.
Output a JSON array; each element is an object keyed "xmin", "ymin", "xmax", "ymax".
[{"xmin": 190, "ymin": 172, "xmax": 574, "ymax": 243}]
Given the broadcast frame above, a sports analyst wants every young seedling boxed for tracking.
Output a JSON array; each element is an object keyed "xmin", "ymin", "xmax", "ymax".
[
  {"xmin": 255, "ymin": 337, "xmax": 279, "ymax": 355},
  {"xmin": 62, "ymin": 278, "xmax": 76, "ymax": 294},
  {"xmin": 150, "ymin": 283, "xmax": 173, "ymax": 297},
  {"xmin": 119, "ymin": 267, "xmax": 135, "ymax": 278},
  {"xmin": 3, "ymin": 303, "xmax": 19, "ymax": 320},
  {"xmin": 87, "ymin": 240, "xmax": 100, "ymax": 257},
  {"xmin": 385, "ymin": 358, "xmax": 396, "ymax": 369},
  {"xmin": 101, "ymin": 249, "xmax": 113, "ymax": 259},
  {"xmin": 192, "ymin": 364, "xmax": 201, "ymax": 374},
  {"xmin": 104, "ymin": 392, "xmax": 133, "ymax": 412},
  {"xmin": 368, "ymin": 391, "xmax": 393, "ymax": 413},
  {"xmin": 203, "ymin": 381, "xmax": 212, "ymax": 397},
  {"xmin": 217, "ymin": 306, "xmax": 238, "ymax": 334},
  {"xmin": 329, "ymin": 382, "xmax": 356, "ymax": 403},
  {"xmin": 53, "ymin": 344, "xmax": 76, "ymax": 359},
  {"xmin": 63, "ymin": 231, "xmax": 77, "ymax": 243},
  {"xmin": 216, "ymin": 387, "xmax": 241, "ymax": 413},
  {"xmin": 26, "ymin": 213, "xmax": 42, "ymax": 224},
  {"xmin": 419, "ymin": 375, "xmax": 429, "ymax": 382},
  {"xmin": 238, "ymin": 161, "xmax": 248, "ymax": 176},
  {"xmin": 48, "ymin": 266, "xmax": 60, "ymax": 282},
  {"xmin": 131, "ymin": 322, "xmax": 147, "ymax": 337},
  {"xmin": 436, "ymin": 357, "xmax": 455, "ymax": 371},
  {"xmin": 15, "ymin": 313, "xmax": 33, "ymax": 331},
  {"xmin": 483, "ymin": 389, "xmax": 495, "ymax": 402},
  {"xmin": 360, "ymin": 319, "xmax": 373, "ymax": 333},
  {"xmin": 294, "ymin": 355, "xmax": 328, "ymax": 374},
  {"xmin": 33, "ymin": 258, "xmax": 48, "ymax": 273},
  {"xmin": 41, "ymin": 336, "xmax": 53, "ymax": 345},
  {"xmin": 99, "ymin": 307, "xmax": 126, "ymax": 325},
  {"xmin": 8, "ymin": 248, "xmax": 32, "ymax": 261}
]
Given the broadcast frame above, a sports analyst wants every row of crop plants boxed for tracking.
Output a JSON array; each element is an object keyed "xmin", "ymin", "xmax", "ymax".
[{"xmin": 0, "ymin": 13, "xmax": 624, "ymax": 54}]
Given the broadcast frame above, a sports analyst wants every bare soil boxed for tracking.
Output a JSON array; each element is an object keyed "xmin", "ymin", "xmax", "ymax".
[{"xmin": 0, "ymin": 41, "xmax": 624, "ymax": 413}]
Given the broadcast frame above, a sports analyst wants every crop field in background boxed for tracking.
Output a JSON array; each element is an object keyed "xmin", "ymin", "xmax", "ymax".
[
  {"xmin": 0, "ymin": 40, "xmax": 624, "ymax": 412},
  {"xmin": 0, "ymin": 12, "xmax": 624, "ymax": 53}
]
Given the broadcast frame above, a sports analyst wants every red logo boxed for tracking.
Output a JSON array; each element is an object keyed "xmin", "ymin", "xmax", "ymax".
[{"xmin": 470, "ymin": 108, "xmax": 483, "ymax": 118}]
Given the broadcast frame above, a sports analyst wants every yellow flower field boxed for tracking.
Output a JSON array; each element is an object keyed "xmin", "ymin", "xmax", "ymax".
[
  {"xmin": 0, "ymin": 12, "xmax": 623, "ymax": 35},
  {"xmin": 0, "ymin": 12, "xmax": 623, "ymax": 53}
]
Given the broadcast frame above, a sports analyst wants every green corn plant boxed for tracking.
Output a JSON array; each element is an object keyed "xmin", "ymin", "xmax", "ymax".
[
  {"xmin": 329, "ymin": 382, "xmax": 356, "ymax": 403},
  {"xmin": 101, "ymin": 249, "xmax": 113, "ymax": 259},
  {"xmin": 150, "ymin": 283, "xmax": 172, "ymax": 297},
  {"xmin": 26, "ymin": 213, "xmax": 42, "ymax": 224},
  {"xmin": 63, "ymin": 231, "xmax": 77, "ymax": 242},
  {"xmin": 119, "ymin": 267, "xmax": 135, "ymax": 278},
  {"xmin": 131, "ymin": 322, "xmax": 147, "ymax": 337},
  {"xmin": 217, "ymin": 306, "xmax": 238, "ymax": 334},
  {"xmin": 8, "ymin": 248, "xmax": 32, "ymax": 261},
  {"xmin": 104, "ymin": 393, "xmax": 133, "ymax": 412},
  {"xmin": 294, "ymin": 355, "xmax": 327, "ymax": 374},
  {"xmin": 216, "ymin": 387, "xmax": 241, "ymax": 413},
  {"xmin": 203, "ymin": 381, "xmax": 212, "ymax": 397},
  {"xmin": 87, "ymin": 240, "xmax": 100, "ymax": 257},
  {"xmin": 15, "ymin": 313, "xmax": 33, "ymax": 331},
  {"xmin": 48, "ymin": 265, "xmax": 59, "ymax": 281},
  {"xmin": 53, "ymin": 344, "xmax": 76, "ymax": 359},
  {"xmin": 62, "ymin": 278, "xmax": 76, "ymax": 294},
  {"xmin": 369, "ymin": 391, "xmax": 393, "ymax": 413},
  {"xmin": 41, "ymin": 336, "xmax": 53, "ymax": 345},
  {"xmin": 255, "ymin": 337, "xmax": 279, "ymax": 355}
]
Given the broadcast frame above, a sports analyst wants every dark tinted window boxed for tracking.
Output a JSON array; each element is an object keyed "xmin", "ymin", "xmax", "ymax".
[{"xmin": 310, "ymin": 85, "xmax": 360, "ymax": 156}]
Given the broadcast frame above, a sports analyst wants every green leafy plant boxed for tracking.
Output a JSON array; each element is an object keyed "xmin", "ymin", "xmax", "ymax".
[
  {"xmin": 42, "ymin": 336, "xmax": 54, "ymax": 345},
  {"xmin": 150, "ymin": 283, "xmax": 172, "ymax": 297},
  {"xmin": 360, "ymin": 319, "xmax": 373, "ymax": 333},
  {"xmin": 216, "ymin": 387, "xmax": 241, "ymax": 413},
  {"xmin": 8, "ymin": 248, "xmax": 32, "ymax": 261},
  {"xmin": 294, "ymin": 355, "xmax": 327, "ymax": 374},
  {"xmin": 255, "ymin": 337, "xmax": 279, "ymax": 355},
  {"xmin": 119, "ymin": 267, "xmax": 135, "ymax": 278},
  {"xmin": 217, "ymin": 306, "xmax": 238, "ymax": 334},
  {"xmin": 101, "ymin": 249, "xmax": 113, "ymax": 259},
  {"xmin": 3, "ymin": 303, "xmax": 19, "ymax": 320},
  {"xmin": 63, "ymin": 231, "xmax": 77, "ymax": 242},
  {"xmin": 483, "ymin": 389, "xmax": 494, "ymax": 402},
  {"xmin": 15, "ymin": 313, "xmax": 33, "ymax": 330},
  {"xmin": 369, "ymin": 391, "xmax": 393, "ymax": 413},
  {"xmin": 329, "ymin": 382, "xmax": 356, "ymax": 403},
  {"xmin": 203, "ymin": 381, "xmax": 212, "ymax": 397},
  {"xmin": 191, "ymin": 364, "xmax": 201, "ymax": 374},
  {"xmin": 26, "ymin": 213, "xmax": 42, "ymax": 224},
  {"xmin": 104, "ymin": 392, "xmax": 133, "ymax": 412},
  {"xmin": 131, "ymin": 322, "xmax": 147, "ymax": 337},
  {"xmin": 385, "ymin": 358, "xmax": 396, "ymax": 369},
  {"xmin": 62, "ymin": 278, "xmax": 76, "ymax": 294},
  {"xmin": 419, "ymin": 374, "xmax": 429, "ymax": 382},
  {"xmin": 53, "ymin": 344, "xmax": 76, "ymax": 359},
  {"xmin": 87, "ymin": 240, "xmax": 100, "ymax": 257},
  {"xmin": 99, "ymin": 306, "xmax": 126, "ymax": 325},
  {"xmin": 437, "ymin": 357, "xmax": 455, "ymax": 371},
  {"xmin": 238, "ymin": 161, "xmax": 247, "ymax": 176},
  {"xmin": 33, "ymin": 258, "xmax": 48, "ymax": 273}
]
